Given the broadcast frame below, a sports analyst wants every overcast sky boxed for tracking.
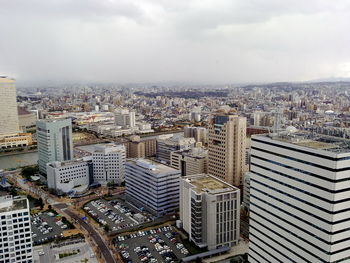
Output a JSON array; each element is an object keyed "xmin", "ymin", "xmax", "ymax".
[{"xmin": 1, "ymin": 0, "xmax": 350, "ymax": 84}]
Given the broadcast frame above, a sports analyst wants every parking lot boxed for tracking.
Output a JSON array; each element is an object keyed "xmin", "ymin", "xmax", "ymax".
[
  {"xmin": 31, "ymin": 211, "xmax": 69, "ymax": 245},
  {"xmin": 84, "ymin": 199, "xmax": 153, "ymax": 231},
  {"xmin": 115, "ymin": 226, "xmax": 189, "ymax": 263}
]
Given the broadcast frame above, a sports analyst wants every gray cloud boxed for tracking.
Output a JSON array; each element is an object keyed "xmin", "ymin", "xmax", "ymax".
[{"xmin": 0, "ymin": 0, "xmax": 350, "ymax": 84}]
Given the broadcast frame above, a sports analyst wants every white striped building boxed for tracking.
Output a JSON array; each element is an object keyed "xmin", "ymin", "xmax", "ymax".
[{"xmin": 248, "ymin": 132, "xmax": 350, "ymax": 263}]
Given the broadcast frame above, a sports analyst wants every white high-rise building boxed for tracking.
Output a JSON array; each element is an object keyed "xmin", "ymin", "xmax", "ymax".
[
  {"xmin": 249, "ymin": 132, "xmax": 350, "ymax": 263},
  {"xmin": 115, "ymin": 109, "xmax": 136, "ymax": 128},
  {"xmin": 180, "ymin": 174, "xmax": 240, "ymax": 250},
  {"xmin": 92, "ymin": 144, "xmax": 126, "ymax": 184},
  {"xmin": 0, "ymin": 195, "xmax": 33, "ymax": 263},
  {"xmin": 36, "ymin": 119, "xmax": 73, "ymax": 174},
  {"xmin": 125, "ymin": 159, "xmax": 181, "ymax": 216},
  {"xmin": 0, "ymin": 76, "xmax": 19, "ymax": 135}
]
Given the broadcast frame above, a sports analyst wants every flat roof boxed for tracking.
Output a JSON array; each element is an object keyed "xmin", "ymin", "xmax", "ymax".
[
  {"xmin": 0, "ymin": 196, "xmax": 28, "ymax": 213},
  {"xmin": 258, "ymin": 132, "xmax": 350, "ymax": 153},
  {"xmin": 128, "ymin": 158, "xmax": 179, "ymax": 175},
  {"xmin": 184, "ymin": 174, "xmax": 238, "ymax": 194}
]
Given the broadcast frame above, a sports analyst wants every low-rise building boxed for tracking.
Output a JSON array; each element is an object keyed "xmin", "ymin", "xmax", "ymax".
[
  {"xmin": 0, "ymin": 133, "xmax": 33, "ymax": 149},
  {"xmin": 47, "ymin": 157, "xmax": 92, "ymax": 194},
  {"xmin": 125, "ymin": 158, "xmax": 181, "ymax": 216},
  {"xmin": 180, "ymin": 174, "xmax": 240, "ymax": 250}
]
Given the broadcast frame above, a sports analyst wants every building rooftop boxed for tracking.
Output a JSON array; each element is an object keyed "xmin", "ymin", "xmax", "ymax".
[
  {"xmin": 173, "ymin": 147, "xmax": 207, "ymax": 159},
  {"xmin": 258, "ymin": 131, "xmax": 350, "ymax": 153},
  {"xmin": 128, "ymin": 158, "xmax": 180, "ymax": 175},
  {"xmin": 0, "ymin": 196, "xmax": 28, "ymax": 213},
  {"xmin": 184, "ymin": 174, "xmax": 238, "ymax": 194}
]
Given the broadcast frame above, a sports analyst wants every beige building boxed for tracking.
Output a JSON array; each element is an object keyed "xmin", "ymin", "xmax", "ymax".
[
  {"xmin": 0, "ymin": 133, "xmax": 33, "ymax": 149},
  {"xmin": 18, "ymin": 107, "xmax": 37, "ymax": 131},
  {"xmin": 180, "ymin": 174, "xmax": 240, "ymax": 250},
  {"xmin": 127, "ymin": 135, "xmax": 157, "ymax": 158},
  {"xmin": 0, "ymin": 76, "xmax": 19, "ymax": 135},
  {"xmin": 170, "ymin": 147, "xmax": 208, "ymax": 176},
  {"xmin": 208, "ymin": 112, "xmax": 247, "ymax": 186},
  {"xmin": 184, "ymin": 126, "xmax": 208, "ymax": 144}
]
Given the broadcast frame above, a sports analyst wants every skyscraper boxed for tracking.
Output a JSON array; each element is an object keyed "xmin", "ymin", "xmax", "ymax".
[
  {"xmin": 207, "ymin": 112, "xmax": 247, "ymax": 186},
  {"xmin": 37, "ymin": 118, "xmax": 73, "ymax": 174},
  {"xmin": 248, "ymin": 132, "xmax": 350, "ymax": 263},
  {"xmin": 0, "ymin": 76, "xmax": 19, "ymax": 135},
  {"xmin": 0, "ymin": 195, "xmax": 33, "ymax": 263}
]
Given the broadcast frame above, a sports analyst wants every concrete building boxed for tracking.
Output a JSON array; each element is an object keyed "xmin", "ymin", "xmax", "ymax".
[
  {"xmin": 37, "ymin": 119, "xmax": 73, "ymax": 174},
  {"xmin": 18, "ymin": 107, "xmax": 37, "ymax": 132},
  {"xmin": 115, "ymin": 109, "xmax": 136, "ymax": 128},
  {"xmin": 0, "ymin": 195, "xmax": 33, "ymax": 263},
  {"xmin": 249, "ymin": 132, "xmax": 350, "ymax": 263},
  {"xmin": 92, "ymin": 144, "xmax": 126, "ymax": 184},
  {"xmin": 0, "ymin": 76, "xmax": 19, "ymax": 135},
  {"xmin": 170, "ymin": 147, "xmax": 208, "ymax": 176},
  {"xmin": 47, "ymin": 157, "xmax": 92, "ymax": 194},
  {"xmin": 0, "ymin": 133, "xmax": 33, "ymax": 149},
  {"xmin": 184, "ymin": 126, "xmax": 208, "ymax": 144},
  {"xmin": 127, "ymin": 135, "xmax": 157, "ymax": 158},
  {"xmin": 208, "ymin": 113, "xmax": 247, "ymax": 186},
  {"xmin": 125, "ymin": 159, "xmax": 181, "ymax": 216},
  {"xmin": 180, "ymin": 174, "xmax": 240, "ymax": 250},
  {"xmin": 156, "ymin": 134, "xmax": 196, "ymax": 164}
]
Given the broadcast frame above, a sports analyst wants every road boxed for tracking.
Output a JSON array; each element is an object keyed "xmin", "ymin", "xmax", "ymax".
[{"xmin": 63, "ymin": 208, "xmax": 117, "ymax": 263}]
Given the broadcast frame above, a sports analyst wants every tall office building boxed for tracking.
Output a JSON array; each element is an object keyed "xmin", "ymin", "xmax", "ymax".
[
  {"xmin": 0, "ymin": 195, "xmax": 33, "ymax": 263},
  {"xmin": 92, "ymin": 144, "xmax": 126, "ymax": 184},
  {"xmin": 249, "ymin": 132, "xmax": 350, "ymax": 263},
  {"xmin": 180, "ymin": 174, "xmax": 240, "ymax": 250},
  {"xmin": 0, "ymin": 76, "xmax": 19, "ymax": 135},
  {"xmin": 184, "ymin": 126, "xmax": 208, "ymax": 144},
  {"xmin": 115, "ymin": 109, "xmax": 136, "ymax": 128},
  {"xmin": 125, "ymin": 159, "xmax": 181, "ymax": 216},
  {"xmin": 208, "ymin": 112, "xmax": 247, "ymax": 186},
  {"xmin": 37, "ymin": 119, "xmax": 73, "ymax": 174}
]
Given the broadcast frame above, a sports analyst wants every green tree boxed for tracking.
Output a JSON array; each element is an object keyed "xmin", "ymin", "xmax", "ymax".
[{"xmin": 21, "ymin": 165, "xmax": 39, "ymax": 180}]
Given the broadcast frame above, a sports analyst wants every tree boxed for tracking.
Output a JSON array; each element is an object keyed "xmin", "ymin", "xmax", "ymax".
[
  {"xmin": 104, "ymin": 224, "xmax": 111, "ymax": 232},
  {"xmin": 21, "ymin": 165, "xmax": 39, "ymax": 180},
  {"xmin": 48, "ymin": 205, "xmax": 52, "ymax": 210}
]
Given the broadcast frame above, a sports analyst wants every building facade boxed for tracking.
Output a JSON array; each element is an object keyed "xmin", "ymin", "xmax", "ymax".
[
  {"xmin": 0, "ymin": 77, "xmax": 19, "ymax": 135},
  {"xmin": 208, "ymin": 113, "xmax": 247, "ymax": 186},
  {"xmin": 180, "ymin": 174, "xmax": 240, "ymax": 250},
  {"xmin": 36, "ymin": 119, "xmax": 73, "ymax": 174},
  {"xmin": 170, "ymin": 147, "xmax": 208, "ymax": 176},
  {"xmin": 125, "ymin": 159, "xmax": 181, "ymax": 216},
  {"xmin": 249, "ymin": 132, "xmax": 350, "ymax": 263},
  {"xmin": 92, "ymin": 144, "xmax": 126, "ymax": 184},
  {"xmin": 47, "ymin": 158, "xmax": 92, "ymax": 194},
  {"xmin": 184, "ymin": 126, "xmax": 208, "ymax": 144},
  {"xmin": 156, "ymin": 134, "xmax": 196, "ymax": 164},
  {"xmin": 0, "ymin": 133, "xmax": 33, "ymax": 149},
  {"xmin": 0, "ymin": 195, "xmax": 33, "ymax": 263},
  {"xmin": 115, "ymin": 109, "xmax": 136, "ymax": 128}
]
